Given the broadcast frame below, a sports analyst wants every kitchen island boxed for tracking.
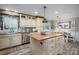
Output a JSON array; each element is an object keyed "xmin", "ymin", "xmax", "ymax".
[{"xmin": 28, "ymin": 32, "xmax": 65, "ymax": 55}]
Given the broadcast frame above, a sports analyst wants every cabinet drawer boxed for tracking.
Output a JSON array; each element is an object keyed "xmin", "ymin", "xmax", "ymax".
[
  {"xmin": 46, "ymin": 38, "xmax": 55, "ymax": 44},
  {"xmin": 55, "ymin": 42, "xmax": 63, "ymax": 50},
  {"xmin": 48, "ymin": 46, "xmax": 55, "ymax": 51},
  {"xmin": 48, "ymin": 44, "xmax": 55, "ymax": 51},
  {"xmin": 57, "ymin": 36, "xmax": 64, "ymax": 43},
  {"xmin": 49, "ymin": 48, "xmax": 63, "ymax": 55},
  {"xmin": 56, "ymin": 37, "xmax": 64, "ymax": 46},
  {"xmin": 48, "ymin": 43, "xmax": 55, "ymax": 48},
  {"xmin": 49, "ymin": 51, "xmax": 55, "ymax": 55},
  {"xmin": 56, "ymin": 48, "xmax": 63, "ymax": 55},
  {"xmin": 49, "ymin": 51, "xmax": 56, "ymax": 55}
]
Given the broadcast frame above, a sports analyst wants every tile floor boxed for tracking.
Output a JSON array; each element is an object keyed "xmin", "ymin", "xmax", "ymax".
[{"xmin": 1, "ymin": 40, "xmax": 79, "ymax": 55}]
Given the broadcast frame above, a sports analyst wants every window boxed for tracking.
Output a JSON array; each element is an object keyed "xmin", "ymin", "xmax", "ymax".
[{"xmin": 2, "ymin": 15, "xmax": 19, "ymax": 32}]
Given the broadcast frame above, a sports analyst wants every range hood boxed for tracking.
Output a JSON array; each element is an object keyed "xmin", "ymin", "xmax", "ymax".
[{"xmin": 42, "ymin": 6, "xmax": 48, "ymax": 23}]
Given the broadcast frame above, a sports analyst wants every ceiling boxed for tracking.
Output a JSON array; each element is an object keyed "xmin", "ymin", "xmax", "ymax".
[{"xmin": 0, "ymin": 4, "xmax": 79, "ymax": 20}]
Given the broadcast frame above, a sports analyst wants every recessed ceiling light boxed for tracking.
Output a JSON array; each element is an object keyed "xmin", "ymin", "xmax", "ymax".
[
  {"xmin": 14, "ymin": 10, "xmax": 18, "ymax": 12},
  {"xmin": 55, "ymin": 11, "xmax": 59, "ymax": 14},
  {"xmin": 34, "ymin": 11, "xmax": 38, "ymax": 15},
  {"xmin": 5, "ymin": 8, "xmax": 9, "ymax": 11}
]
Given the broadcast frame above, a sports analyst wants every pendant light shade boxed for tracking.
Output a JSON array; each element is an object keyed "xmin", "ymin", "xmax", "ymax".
[{"xmin": 42, "ymin": 6, "xmax": 48, "ymax": 23}]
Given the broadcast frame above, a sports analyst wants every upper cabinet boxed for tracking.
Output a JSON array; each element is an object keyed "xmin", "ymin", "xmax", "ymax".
[
  {"xmin": 19, "ymin": 15, "xmax": 44, "ymax": 32},
  {"xmin": 25, "ymin": 16, "xmax": 36, "ymax": 27},
  {"xmin": 20, "ymin": 15, "xmax": 43, "ymax": 28},
  {"xmin": 20, "ymin": 15, "xmax": 27, "ymax": 27}
]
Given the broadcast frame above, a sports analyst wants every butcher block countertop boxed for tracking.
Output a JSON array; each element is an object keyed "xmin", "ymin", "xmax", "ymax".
[{"xmin": 27, "ymin": 32, "xmax": 64, "ymax": 41}]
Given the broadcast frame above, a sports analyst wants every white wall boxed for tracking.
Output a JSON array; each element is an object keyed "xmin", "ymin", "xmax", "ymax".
[{"xmin": 51, "ymin": 17, "xmax": 79, "ymax": 41}]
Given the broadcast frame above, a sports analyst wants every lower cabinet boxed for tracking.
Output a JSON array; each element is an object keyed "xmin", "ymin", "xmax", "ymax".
[
  {"xmin": 9, "ymin": 34, "xmax": 21, "ymax": 47},
  {"xmin": 0, "ymin": 37, "xmax": 10, "ymax": 49},
  {"xmin": 0, "ymin": 34, "xmax": 22, "ymax": 49}
]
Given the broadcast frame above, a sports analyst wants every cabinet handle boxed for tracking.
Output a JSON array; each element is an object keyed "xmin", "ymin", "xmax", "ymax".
[{"xmin": 40, "ymin": 42, "xmax": 43, "ymax": 45}]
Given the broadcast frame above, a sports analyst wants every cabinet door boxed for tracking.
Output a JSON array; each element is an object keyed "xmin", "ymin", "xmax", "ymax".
[
  {"xmin": 43, "ymin": 38, "xmax": 56, "ymax": 54},
  {"xmin": 47, "ymin": 38, "xmax": 56, "ymax": 54},
  {"xmin": 0, "ymin": 37, "xmax": 10, "ymax": 49},
  {"xmin": 10, "ymin": 34, "xmax": 21, "ymax": 46},
  {"xmin": 20, "ymin": 17, "xmax": 26, "ymax": 27},
  {"xmin": 31, "ymin": 20, "xmax": 36, "ymax": 27}
]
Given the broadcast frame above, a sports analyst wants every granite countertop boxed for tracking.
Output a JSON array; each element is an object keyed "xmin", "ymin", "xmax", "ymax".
[{"xmin": 27, "ymin": 32, "xmax": 64, "ymax": 41}]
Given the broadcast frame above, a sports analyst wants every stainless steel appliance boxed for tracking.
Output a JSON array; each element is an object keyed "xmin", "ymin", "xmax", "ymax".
[{"xmin": 21, "ymin": 27, "xmax": 37, "ymax": 45}]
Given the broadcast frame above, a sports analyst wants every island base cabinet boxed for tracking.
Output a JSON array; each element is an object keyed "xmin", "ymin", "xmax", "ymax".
[
  {"xmin": 43, "ymin": 38, "xmax": 56, "ymax": 55},
  {"xmin": 30, "ymin": 36, "xmax": 64, "ymax": 55},
  {"xmin": 30, "ymin": 38, "xmax": 44, "ymax": 55},
  {"xmin": 55, "ymin": 36, "xmax": 64, "ymax": 54}
]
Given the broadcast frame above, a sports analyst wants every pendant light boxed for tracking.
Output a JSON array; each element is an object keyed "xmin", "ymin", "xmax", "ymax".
[{"xmin": 42, "ymin": 6, "xmax": 48, "ymax": 23}]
